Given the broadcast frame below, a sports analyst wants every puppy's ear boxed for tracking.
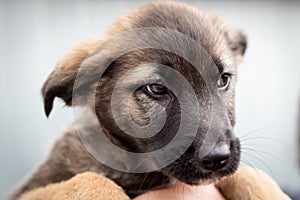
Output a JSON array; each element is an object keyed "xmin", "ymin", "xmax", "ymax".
[
  {"xmin": 207, "ymin": 13, "xmax": 247, "ymax": 65},
  {"xmin": 223, "ymin": 27, "xmax": 247, "ymax": 65},
  {"xmin": 42, "ymin": 38, "xmax": 101, "ymax": 117}
]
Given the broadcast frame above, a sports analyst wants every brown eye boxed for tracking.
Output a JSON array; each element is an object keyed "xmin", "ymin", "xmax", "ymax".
[
  {"xmin": 145, "ymin": 84, "xmax": 168, "ymax": 97},
  {"xmin": 217, "ymin": 73, "xmax": 232, "ymax": 90}
]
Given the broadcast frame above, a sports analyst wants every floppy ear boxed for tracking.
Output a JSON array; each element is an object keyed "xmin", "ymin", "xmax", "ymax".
[
  {"xmin": 42, "ymin": 38, "xmax": 102, "ymax": 117},
  {"xmin": 207, "ymin": 13, "xmax": 247, "ymax": 65}
]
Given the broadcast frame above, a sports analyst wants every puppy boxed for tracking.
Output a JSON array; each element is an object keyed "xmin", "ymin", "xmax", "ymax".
[{"xmin": 10, "ymin": 1, "xmax": 246, "ymax": 199}]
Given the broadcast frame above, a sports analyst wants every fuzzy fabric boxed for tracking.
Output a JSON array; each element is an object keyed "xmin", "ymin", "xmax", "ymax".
[
  {"xmin": 18, "ymin": 172, "xmax": 129, "ymax": 200},
  {"xmin": 18, "ymin": 167, "xmax": 290, "ymax": 200},
  {"xmin": 216, "ymin": 167, "xmax": 291, "ymax": 200}
]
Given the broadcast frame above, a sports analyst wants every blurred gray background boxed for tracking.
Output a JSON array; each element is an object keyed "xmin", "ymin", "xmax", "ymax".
[{"xmin": 1, "ymin": 0, "xmax": 300, "ymax": 199}]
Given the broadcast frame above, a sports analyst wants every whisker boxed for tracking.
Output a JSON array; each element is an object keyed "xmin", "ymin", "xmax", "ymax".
[
  {"xmin": 138, "ymin": 173, "xmax": 150, "ymax": 192},
  {"xmin": 240, "ymin": 136, "xmax": 296, "ymax": 152},
  {"xmin": 239, "ymin": 127, "xmax": 271, "ymax": 139},
  {"xmin": 240, "ymin": 142, "xmax": 268, "ymax": 147},
  {"xmin": 240, "ymin": 157, "xmax": 258, "ymax": 173},
  {"xmin": 241, "ymin": 151, "xmax": 274, "ymax": 177},
  {"xmin": 242, "ymin": 147, "xmax": 286, "ymax": 165},
  {"xmin": 241, "ymin": 147, "xmax": 269, "ymax": 161}
]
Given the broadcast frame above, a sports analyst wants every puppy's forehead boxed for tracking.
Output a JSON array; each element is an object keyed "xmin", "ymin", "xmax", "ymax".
[{"xmin": 109, "ymin": 1, "xmax": 234, "ymax": 72}]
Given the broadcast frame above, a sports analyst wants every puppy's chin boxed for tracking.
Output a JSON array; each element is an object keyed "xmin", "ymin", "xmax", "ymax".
[
  {"xmin": 163, "ymin": 162, "xmax": 238, "ymax": 187},
  {"xmin": 163, "ymin": 167, "xmax": 232, "ymax": 187}
]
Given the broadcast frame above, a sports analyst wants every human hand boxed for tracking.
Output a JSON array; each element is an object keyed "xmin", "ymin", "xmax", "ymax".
[{"xmin": 134, "ymin": 182, "xmax": 225, "ymax": 200}]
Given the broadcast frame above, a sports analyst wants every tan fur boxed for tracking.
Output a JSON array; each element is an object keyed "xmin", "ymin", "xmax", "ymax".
[
  {"xmin": 18, "ymin": 172, "xmax": 129, "ymax": 200},
  {"xmin": 18, "ymin": 167, "xmax": 290, "ymax": 200},
  {"xmin": 57, "ymin": 38, "xmax": 103, "ymax": 72},
  {"xmin": 216, "ymin": 167, "xmax": 290, "ymax": 200}
]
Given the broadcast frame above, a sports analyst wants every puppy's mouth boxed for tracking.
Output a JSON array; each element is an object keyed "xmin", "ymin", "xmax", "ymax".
[{"xmin": 161, "ymin": 138, "xmax": 240, "ymax": 185}]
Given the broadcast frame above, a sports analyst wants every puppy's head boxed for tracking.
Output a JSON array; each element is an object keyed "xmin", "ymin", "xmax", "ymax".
[{"xmin": 43, "ymin": 1, "xmax": 246, "ymax": 186}]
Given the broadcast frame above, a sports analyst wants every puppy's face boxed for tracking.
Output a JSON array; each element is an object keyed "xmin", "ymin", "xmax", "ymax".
[{"xmin": 43, "ymin": 2, "xmax": 246, "ymax": 187}]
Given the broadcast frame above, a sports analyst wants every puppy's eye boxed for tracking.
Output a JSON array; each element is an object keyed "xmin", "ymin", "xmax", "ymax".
[
  {"xmin": 217, "ymin": 73, "xmax": 232, "ymax": 90},
  {"xmin": 144, "ymin": 84, "xmax": 168, "ymax": 98}
]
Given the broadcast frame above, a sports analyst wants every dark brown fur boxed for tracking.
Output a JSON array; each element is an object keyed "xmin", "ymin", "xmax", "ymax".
[{"xmin": 10, "ymin": 1, "xmax": 247, "ymax": 199}]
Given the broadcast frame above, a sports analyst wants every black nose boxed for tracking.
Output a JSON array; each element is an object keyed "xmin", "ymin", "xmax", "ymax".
[{"xmin": 199, "ymin": 145, "xmax": 230, "ymax": 171}]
